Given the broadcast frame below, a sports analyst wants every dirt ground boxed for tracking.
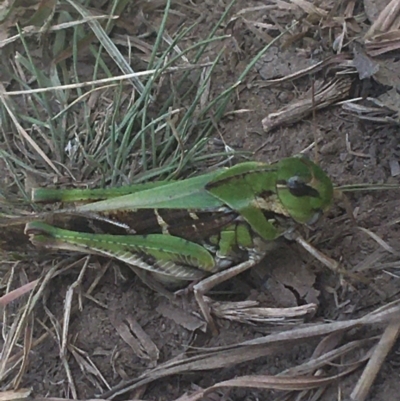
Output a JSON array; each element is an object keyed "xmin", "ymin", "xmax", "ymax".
[{"xmin": 3, "ymin": 1, "xmax": 400, "ymax": 401}]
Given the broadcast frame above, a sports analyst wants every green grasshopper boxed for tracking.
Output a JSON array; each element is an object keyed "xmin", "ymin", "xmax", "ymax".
[{"xmin": 24, "ymin": 156, "xmax": 334, "ymax": 332}]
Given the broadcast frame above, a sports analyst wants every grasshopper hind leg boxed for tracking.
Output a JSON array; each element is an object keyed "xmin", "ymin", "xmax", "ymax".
[
  {"xmin": 127, "ymin": 265, "xmax": 178, "ymax": 300},
  {"xmin": 193, "ymin": 254, "xmax": 262, "ymax": 335}
]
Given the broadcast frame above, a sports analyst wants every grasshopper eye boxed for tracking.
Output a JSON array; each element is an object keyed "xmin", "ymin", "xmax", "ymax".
[
  {"xmin": 286, "ymin": 176, "xmax": 320, "ymax": 198},
  {"xmin": 275, "ymin": 157, "xmax": 333, "ymax": 224}
]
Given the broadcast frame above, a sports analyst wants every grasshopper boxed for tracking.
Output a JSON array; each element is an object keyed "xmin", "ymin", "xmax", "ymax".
[{"xmin": 24, "ymin": 156, "xmax": 334, "ymax": 332}]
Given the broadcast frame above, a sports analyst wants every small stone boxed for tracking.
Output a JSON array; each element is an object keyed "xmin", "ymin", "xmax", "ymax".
[{"xmin": 389, "ymin": 159, "xmax": 400, "ymax": 177}]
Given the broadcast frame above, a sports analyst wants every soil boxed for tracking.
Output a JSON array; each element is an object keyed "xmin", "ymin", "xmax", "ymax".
[{"xmin": 3, "ymin": 1, "xmax": 400, "ymax": 401}]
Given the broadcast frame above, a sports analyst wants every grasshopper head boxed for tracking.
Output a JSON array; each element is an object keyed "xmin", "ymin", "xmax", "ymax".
[{"xmin": 275, "ymin": 156, "xmax": 334, "ymax": 225}]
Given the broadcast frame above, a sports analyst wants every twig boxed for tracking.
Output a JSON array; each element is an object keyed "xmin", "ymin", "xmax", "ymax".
[{"xmin": 350, "ymin": 319, "xmax": 400, "ymax": 401}]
